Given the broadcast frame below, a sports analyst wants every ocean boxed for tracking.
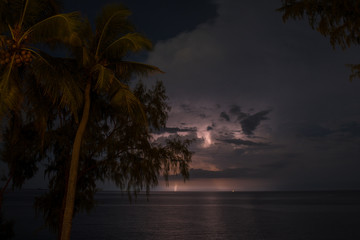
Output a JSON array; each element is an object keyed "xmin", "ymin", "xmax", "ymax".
[{"xmin": 3, "ymin": 190, "xmax": 360, "ymax": 240}]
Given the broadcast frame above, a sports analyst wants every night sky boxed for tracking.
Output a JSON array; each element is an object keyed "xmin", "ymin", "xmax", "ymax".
[{"xmin": 38, "ymin": 0, "xmax": 360, "ymax": 191}]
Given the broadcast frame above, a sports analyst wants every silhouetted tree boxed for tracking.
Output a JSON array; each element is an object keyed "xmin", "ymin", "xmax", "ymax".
[
  {"xmin": 0, "ymin": 114, "xmax": 48, "ymax": 239},
  {"xmin": 34, "ymin": 81, "xmax": 192, "ymax": 238},
  {"xmin": 0, "ymin": 0, "xmax": 83, "ymax": 118},
  {"xmin": 0, "ymin": 1, "xmax": 83, "ymax": 238},
  {"xmin": 0, "ymin": 0, "xmax": 83, "ymax": 193},
  {"xmin": 56, "ymin": 4, "xmax": 169, "ymax": 240},
  {"xmin": 0, "ymin": 2, "xmax": 193, "ymax": 240},
  {"xmin": 278, "ymin": 0, "xmax": 360, "ymax": 81}
]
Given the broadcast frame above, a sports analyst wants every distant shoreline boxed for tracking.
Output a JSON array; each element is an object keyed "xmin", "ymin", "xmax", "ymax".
[{"xmin": 11, "ymin": 188, "xmax": 360, "ymax": 194}]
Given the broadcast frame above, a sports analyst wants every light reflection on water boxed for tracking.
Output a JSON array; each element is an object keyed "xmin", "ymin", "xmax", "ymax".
[{"xmin": 4, "ymin": 190, "xmax": 360, "ymax": 240}]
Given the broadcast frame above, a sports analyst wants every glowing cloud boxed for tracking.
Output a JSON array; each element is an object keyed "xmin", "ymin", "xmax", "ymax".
[{"xmin": 197, "ymin": 129, "xmax": 212, "ymax": 148}]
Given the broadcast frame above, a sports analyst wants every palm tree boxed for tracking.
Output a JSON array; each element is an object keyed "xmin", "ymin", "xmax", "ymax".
[
  {"xmin": 32, "ymin": 80, "xmax": 192, "ymax": 238},
  {"xmin": 0, "ymin": 0, "xmax": 83, "ymax": 210},
  {"xmin": 59, "ymin": 4, "xmax": 163, "ymax": 240},
  {"xmin": 0, "ymin": 0, "xmax": 84, "ymax": 123}
]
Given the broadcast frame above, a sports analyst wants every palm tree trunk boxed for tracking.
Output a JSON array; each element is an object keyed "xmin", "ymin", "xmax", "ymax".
[{"xmin": 60, "ymin": 81, "xmax": 91, "ymax": 240}]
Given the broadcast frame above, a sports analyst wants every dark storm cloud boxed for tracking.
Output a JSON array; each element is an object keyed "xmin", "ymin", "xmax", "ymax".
[
  {"xmin": 199, "ymin": 113, "xmax": 207, "ymax": 119},
  {"xmin": 240, "ymin": 110, "xmax": 272, "ymax": 135},
  {"xmin": 145, "ymin": 0, "xmax": 360, "ymax": 190},
  {"xmin": 219, "ymin": 138, "xmax": 268, "ymax": 146},
  {"xmin": 206, "ymin": 122, "xmax": 216, "ymax": 131},
  {"xmin": 156, "ymin": 127, "xmax": 197, "ymax": 134},
  {"xmin": 179, "ymin": 104, "xmax": 209, "ymax": 116},
  {"xmin": 219, "ymin": 111, "xmax": 230, "ymax": 121},
  {"xmin": 229, "ymin": 105, "xmax": 247, "ymax": 120},
  {"xmin": 229, "ymin": 105, "xmax": 241, "ymax": 115},
  {"xmin": 189, "ymin": 160, "xmax": 290, "ymax": 179},
  {"xmin": 63, "ymin": 0, "xmax": 218, "ymax": 44}
]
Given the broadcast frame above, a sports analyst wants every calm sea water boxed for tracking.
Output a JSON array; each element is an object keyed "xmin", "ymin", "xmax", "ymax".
[{"xmin": 3, "ymin": 190, "xmax": 360, "ymax": 240}]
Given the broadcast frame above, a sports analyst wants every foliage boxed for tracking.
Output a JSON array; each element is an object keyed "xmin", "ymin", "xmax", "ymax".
[
  {"xmin": 57, "ymin": 4, "xmax": 167, "ymax": 240},
  {"xmin": 34, "ymin": 81, "xmax": 193, "ymax": 233},
  {"xmin": 0, "ymin": 0, "xmax": 83, "ymax": 119},
  {"xmin": 0, "ymin": 5, "xmax": 83, "ymax": 233},
  {"xmin": 0, "ymin": 2, "xmax": 193, "ymax": 239},
  {"xmin": 278, "ymin": 0, "xmax": 360, "ymax": 81},
  {"xmin": 1, "ymin": 114, "xmax": 46, "ymax": 189}
]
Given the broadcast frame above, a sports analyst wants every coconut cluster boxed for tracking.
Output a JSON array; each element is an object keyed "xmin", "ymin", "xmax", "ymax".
[{"xmin": 0, "ymin": 38, "xmax": 33, "ymax": 67}]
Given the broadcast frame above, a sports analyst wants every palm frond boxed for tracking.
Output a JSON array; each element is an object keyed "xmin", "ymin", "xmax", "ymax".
[
  {"xmin": 0, "ymin": 83, "xmax": 22, "ymax": 115},
  {"xmin": 30, "ymin": 51, "xmax": 83, "ymax": 118},
  {"xmin": 18, "ymin": 0, "xmax": 30, "ymax": 30},
  {"xmin": 110, "ymin": 84, "xmax": 147, "ymax": 126},
  {"xmin": 95, "ymin": 4, "xmax": 132, "ymax": 35},
  {"xmin": 92, "ymin": 63, "xmax": 115, "ymax": 91},
  {"xmin": 114, "ymin": 61, "xmax": 164, "ymax": 81},
  {"xmin": 1, "ymin": 0, "xmax": 60, "ymax": 31},
  {"xmin": 94, "ymin": 4, "xmax": 134, "ymax": 59},
  {"xmin": 0, "ymin": 35, "xmax": 6, "ymax": 48},
  {"xmin": 8, "ymin": 24, "xmax": 15, "ymax": 39},
  {"xmin": 22, "ymin": 12, "xmax": 83, "ymax": 47},
  {"xmin": 0, "ymin": 56, "xmax": 22, "ymax": 113},
  {"xmin": 68, "ymin": 21, "xmax": 93, "ymax": 66},
  {"xmin": 24, "ymin": 74, "xmax": 56, "ymax": 144},
  {"xmin": 19, "ymin": 0, "xmax": 61, "ymax": 31},
  {"xmin": 81, "ymin": 46, "xmax": 92, "ymax": 67},
  {"xmin": 347, "ymin": 64, "xmax": 360, "ymax": 82},
  {"xmin": 103, "ymin": 33, "xmax": 152, "ymax": 60}
]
